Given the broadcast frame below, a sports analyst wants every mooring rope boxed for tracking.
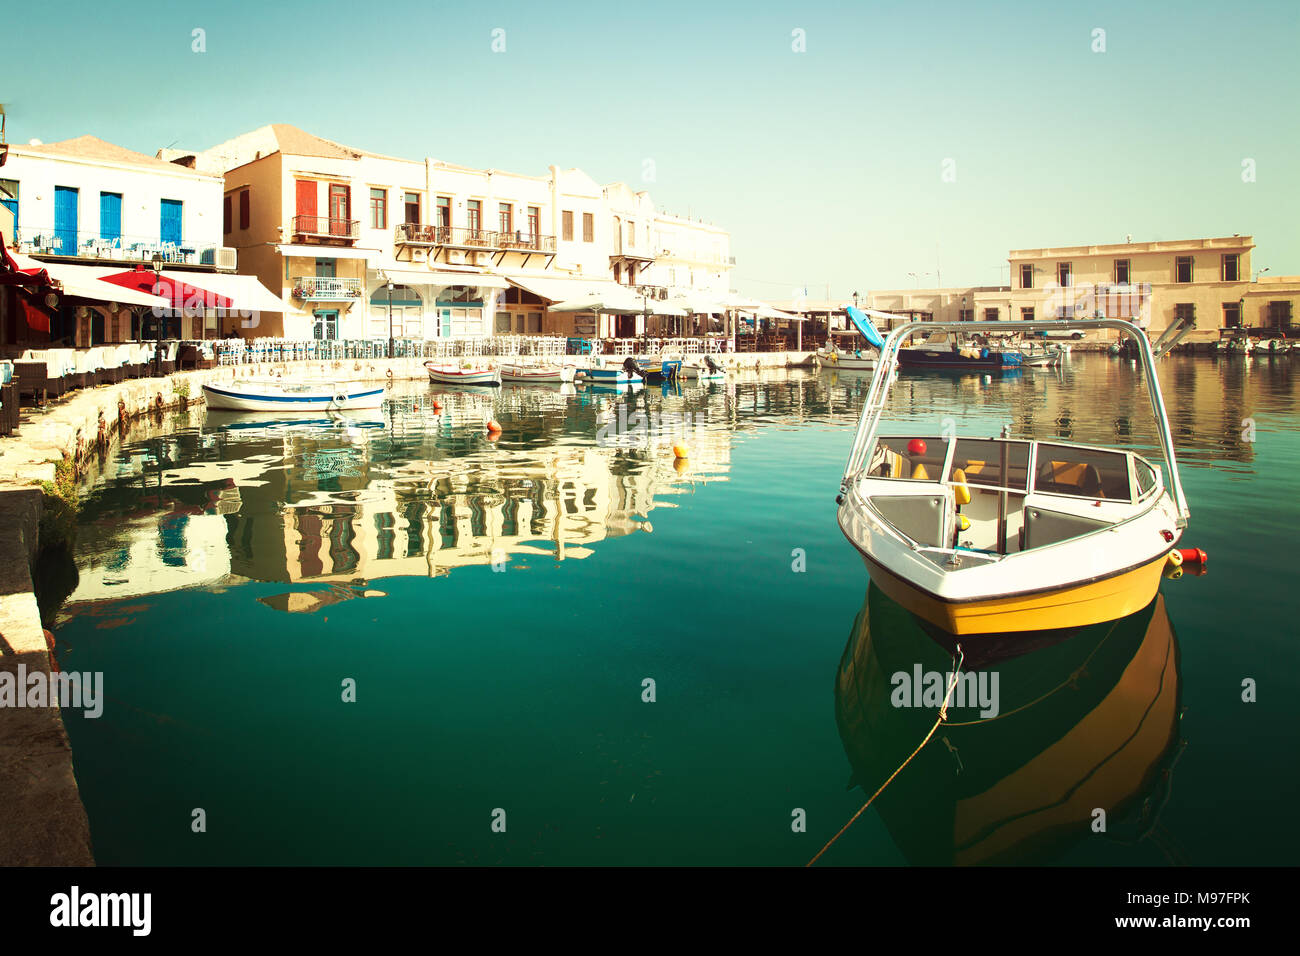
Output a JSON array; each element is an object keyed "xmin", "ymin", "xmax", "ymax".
[{"xmin": 807, "ymin": 643, "xmax": 965, "ymax": 867}]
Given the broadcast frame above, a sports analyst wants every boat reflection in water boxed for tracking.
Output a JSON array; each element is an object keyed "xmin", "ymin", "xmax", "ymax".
[{"xmin": 834, "ymin": 583, "xmax": 1184, "ymax": 865}]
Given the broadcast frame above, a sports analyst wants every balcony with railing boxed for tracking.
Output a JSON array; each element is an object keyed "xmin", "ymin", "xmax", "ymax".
[
  {"xmin": 393, "ymin": 223, "xmax": 556, "ymax": 254},
  {"xmin": 291, "ymin": 215, "xmax": 360, "ymax": 243},
  {"xmin": 291, "ymin": 276, "xmax": 364, "ymax": 301},
  {"xmin": 12, "ymin": 226, "xmax": 235, "ymax": 269}
]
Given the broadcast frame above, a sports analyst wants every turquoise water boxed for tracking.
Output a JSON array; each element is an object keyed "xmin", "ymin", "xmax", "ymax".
[{"xmin": 51, "ymin": 355, "xmax": 1300, "ymax": 865}]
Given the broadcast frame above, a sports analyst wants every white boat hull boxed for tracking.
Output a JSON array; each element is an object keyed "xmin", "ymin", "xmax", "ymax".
[
  {"xmin": 202, "ymin": 382, "xmax": 384, "ymax": 412},
  {"xmin": 500, "ymin": 364, "xmax": 577, "ymax": 384},
  {"xmin": 816, "ymin": 351, "xmax": 877, "ymax": 371},
  {"xmin": 425, "ymin": 364, "xmax": 502, "ymax": 386}
]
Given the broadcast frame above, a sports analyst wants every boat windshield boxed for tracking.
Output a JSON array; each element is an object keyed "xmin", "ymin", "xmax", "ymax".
[
  {"xmin": 1033, "ymin": 443, "xmax": 1132, "ymax": 501},
  {"xmin": 945, "ymin": 438, "xmax": 1030, "ymax": 492},
  {"xmin": 866, "ymin": 436, "xmax": 951, "ymax": 481}
]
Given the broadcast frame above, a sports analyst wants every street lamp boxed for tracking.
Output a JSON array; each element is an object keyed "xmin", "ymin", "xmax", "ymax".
[
  {"xmin": 151, "ymin": 252, "xmax": 165, "ymax": 377},
  {"xmin": 852, "ymin": 290, "xmax": 860, "ymax": 310}
]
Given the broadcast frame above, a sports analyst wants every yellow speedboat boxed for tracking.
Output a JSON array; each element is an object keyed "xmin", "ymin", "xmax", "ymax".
[{"xmin": 837, "ymin": 317, "xmax": 1191, "ymax": 634}]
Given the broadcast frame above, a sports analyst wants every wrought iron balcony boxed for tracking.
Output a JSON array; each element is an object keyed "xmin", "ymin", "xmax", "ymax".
[
  {"xmin": 393, "ymin": 222, "xmax": 556, "ymax": 253},
  {"xmin": 291, "ymin": 215, "xmax": 360, "ymax": 242},
  {"xmin": 292, "ymin": 276, "xmax": 363, "ymax": 301}
]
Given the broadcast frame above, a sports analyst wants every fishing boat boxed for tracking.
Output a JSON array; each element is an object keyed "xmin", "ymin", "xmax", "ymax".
[
  {"xmin": 629, "ymin": 355, "xmax": 683, "ymax": 383},
  {"xmin": 202, "ymin": 378, "xmax": 384, "ymax": 412},
  {"xmin": 680, "ymin": 356, "xmax": 728, "ymax": 380},
  {"xmin": 837, "ymin": 314, "xmax": 1191, "ymax": 635},
  {"xmin": 1019, "ymin": 342, "xmax": 1065, "ymax": 367},
  {"xmin": 424, "ymin": 362, "xmax": 501, "ymax": 386},
  {"xmin": 815, "ymin": 344, "xmax": 878, "ymax": 371},
  {"xmin": 576, "ymin": 360, "xmax": 644, "ymax": 386},
  {"xmin": 898, "ymin": 330, "xmax": 1023, "ymax": 370},
  {"xmin": 500, "ymin": 363, "xmax": 577, "ymax": 384}
]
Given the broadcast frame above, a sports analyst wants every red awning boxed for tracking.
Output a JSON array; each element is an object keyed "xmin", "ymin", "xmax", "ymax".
[
  {"xmin": 0, "ymin": 233, "xmax": 51, "ymax": 287},
  {"xmin": 100, "ymin": 266, "xmax": 234, "ymax": 312}
]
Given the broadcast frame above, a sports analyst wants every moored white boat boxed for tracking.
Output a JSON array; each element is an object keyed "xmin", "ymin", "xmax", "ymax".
[
  {"xmin": 202, "ymin": 378, "xmax": 384, "ymax": 412},
  {"xmin": 576, "ymin": 363, "xmax": 643, "ymax": 385},
  {"xmin": 815, "ymin": 345, "xmax": 878, "ymax": 371},
  {"xmin": 500, "ymin": 363, "xmax": 577, "ymax": 384},
  {"xmin": 424, "ymin": 362, "xmax": 502, "ymax": 386},
  {"xmin": 680, "ymin": 356, "xmax": 728, "ymax": 380},
  {"xmin": 837, "ymin": 316, "xmax": 1191, "ymax": 636}
]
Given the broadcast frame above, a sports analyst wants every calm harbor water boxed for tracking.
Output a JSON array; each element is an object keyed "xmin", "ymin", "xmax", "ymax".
[{"xmin": 50, "ymin": 354, "xmax": 1299, "ymax": 865}]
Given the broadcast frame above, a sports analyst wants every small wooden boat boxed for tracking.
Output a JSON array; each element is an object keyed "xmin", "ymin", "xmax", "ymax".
[
  {"xmin": 1020, "ymin": 343, "xmax": 1065, "ymax": 367},
  {"xmin": 500, "ymin": 363, "xmax": 577, "ymax": 384},
  {"xmin": 680, "ymin": 357, "xmax": 728, "ymax": 380},
  {"xmin": 424, "ymin": 363, "xmax": 501, "ymax": 386},
  {"xmin": 577, "ymin": 364, "xmax": 643, "ymax": 385},
  {"xmin": 838, "ymin": 317, "xmax": 1191, "ymax": 635},
  {"xmin": 202, "ymin": 379, "xmax": 384, "ymax": 412},
  {"xmin": 815, "ymin": 346, "xmax": 878, "ymax": 371}
]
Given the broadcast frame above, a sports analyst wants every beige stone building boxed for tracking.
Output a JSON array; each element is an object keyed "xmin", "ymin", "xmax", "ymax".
[{"xmin": 787, "ymin": 235, "xmax": 1298, "ymax": 342}]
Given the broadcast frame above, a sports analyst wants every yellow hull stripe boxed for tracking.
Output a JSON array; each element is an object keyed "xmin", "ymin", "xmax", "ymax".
[{"xmin": 866, "ymin": 555, "xmax": 1167, "ymax": 635}]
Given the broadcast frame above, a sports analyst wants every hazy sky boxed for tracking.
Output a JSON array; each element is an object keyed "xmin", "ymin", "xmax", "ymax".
[{"xmin": 4, "ymin": 0, "xmax": 1297, "ymax": 299}]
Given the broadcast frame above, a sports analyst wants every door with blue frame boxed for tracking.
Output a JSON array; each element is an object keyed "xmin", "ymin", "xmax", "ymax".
[
  {"xmin": 100, "ymin": 192, "xmax": 122, "ymax": 245},
  {"xmin": 54, "ymin": 186, "xmax": 78, "ymax": 254},
  {"xmin": 160, "ymin": 199, "xmax": 183, "ymax": 247}
]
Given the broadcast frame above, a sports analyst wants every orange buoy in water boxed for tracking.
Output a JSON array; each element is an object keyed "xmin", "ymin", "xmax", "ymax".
[
  {"xmin": 431, "ymin": 399, "xmax": 443, "ymax": 412},
  {"xmin": 486, "ymin": 419, "xmax": 502, "ymax": 434},
  {"xmin": 1177, "ymin": 547, "xmax": 1207, "ymax": 566},
  {"xmin": 672, "ymin": 442, "xmax": 689, "ymax": 459}
]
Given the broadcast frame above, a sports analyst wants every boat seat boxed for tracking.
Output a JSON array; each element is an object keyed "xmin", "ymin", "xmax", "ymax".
[{"xmin": 1038, "ymin": 460, "xmax": 1105, "ymax": 498}]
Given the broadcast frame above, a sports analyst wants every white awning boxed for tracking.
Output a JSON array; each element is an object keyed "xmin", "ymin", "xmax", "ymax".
[
  {"xmin": 500, "ymin": 273, "xmax": 689, "ymax": 314},
  {"xmin": 276, "ymin": 245, "xmax": 378, "ymax": 260},
  {"xmin": 11, "ymin": 256, "xmax": 170, "ymax": 309},
  {"xmin": 381, "ymin": 269, "xmax": 508, "ymax": 290},
  {"xmin": 499, "ymin": 272, "xmax": 619, "ymax": 302},
  {"xmin": 755, "ymin": 306, "xmax": 805, "ymax": 321},
  {"xmin": 160, "ymin": 271, "xmax": 286, "ymax": 313}
]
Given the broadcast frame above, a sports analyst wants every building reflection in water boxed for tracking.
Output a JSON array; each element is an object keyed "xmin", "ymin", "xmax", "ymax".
[
  {"xmin": 64, "ymin": 383, "xmax": 745, "ymax": 610},
  {"xmin": 834, "ymin": 584, "xmax": 1185, "ymax": 865}
]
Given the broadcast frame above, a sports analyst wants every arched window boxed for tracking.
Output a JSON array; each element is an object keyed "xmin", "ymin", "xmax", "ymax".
[{"xmin": 370, "ymin": 284, "xmax": 422, "ymax": 307}]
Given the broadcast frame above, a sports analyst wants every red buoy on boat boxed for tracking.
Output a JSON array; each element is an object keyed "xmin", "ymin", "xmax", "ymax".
[{"xmin": 1177, "ymin": 547, "xmax": 1207, "ymax": 566}]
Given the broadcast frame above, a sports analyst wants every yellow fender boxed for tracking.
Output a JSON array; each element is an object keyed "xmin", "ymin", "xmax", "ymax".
[{"xmin": 951, "ymin": 468, "xmax": 971, "ymax": 505}]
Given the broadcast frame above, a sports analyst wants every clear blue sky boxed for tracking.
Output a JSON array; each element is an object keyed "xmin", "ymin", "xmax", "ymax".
[{"xmin": 3, "ymin": 0, "xmax": 1297, "ymax": 299}]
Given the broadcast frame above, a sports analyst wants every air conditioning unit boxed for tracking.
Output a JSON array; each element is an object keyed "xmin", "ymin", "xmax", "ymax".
[
  {"xmin": 410, "ymin": 248, "xmax": 427, "ymax": 262},
  {"xmin": 214, "ymin": 247, "xmax": 237, "ymax": 270},
  {"xmin": 446, "ymin": 250, "xmax": 466, "ymax": 265}
]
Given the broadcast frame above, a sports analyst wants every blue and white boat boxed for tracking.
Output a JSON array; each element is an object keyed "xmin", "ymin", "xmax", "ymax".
[
  {"xmin": 577, "ymin": 365, "xmax": 644, "ymax": 386},
  {"xmin": 202, "ymin": 378, "xmax": 385, "ymax": 412}
]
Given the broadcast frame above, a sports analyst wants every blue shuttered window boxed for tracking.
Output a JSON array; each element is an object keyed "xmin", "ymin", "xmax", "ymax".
[
  {"xmin": 160, "ymin": 199, "xmax": 183, "ymax": 245},
  {"xmin": 54, "ymin": 186, "xmax": 78, "ymax": 254},
  {"xmin": 100, "ymin": 192, "xmax": 122, "ymax": 242}
]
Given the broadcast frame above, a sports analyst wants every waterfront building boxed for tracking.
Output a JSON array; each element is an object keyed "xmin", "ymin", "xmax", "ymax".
[
  {"xmin": 782, "ymin": 235, "xmax": 1298, "ymax": 341},
  {"xmin": 0, "ymin": 134, "xmax": 281, "ymax": 347},
  {"xmin": 1007, "ymin": 236, "xmax": 1296, "ymax": 337},
  {"xmin": 170, "ymin": 125, "xmax": 735, "ymax": 342}
]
